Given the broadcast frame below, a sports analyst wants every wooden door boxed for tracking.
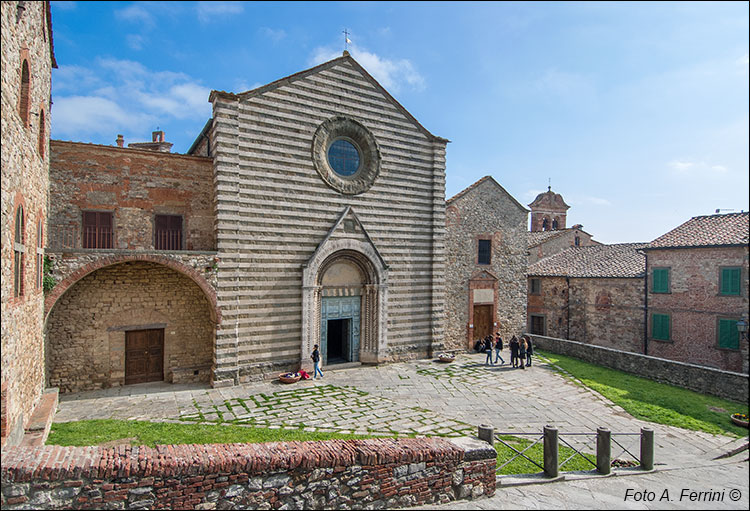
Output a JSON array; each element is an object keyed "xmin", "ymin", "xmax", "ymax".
[
  {"xmin": 473, "ymin": 304, "xmax": 493, "ymax": 341},
  {"xmin": 125, "ymin": 329, "xmax": 164, "ymax": 385}
]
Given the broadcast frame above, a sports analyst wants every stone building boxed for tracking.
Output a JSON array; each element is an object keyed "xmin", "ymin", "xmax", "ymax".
[
  {"xmin": 643, "ymin": 212, "xmax": 749, "ymax": 373},
  {"xmin": 444, "ymin": 177, "xmax": 528, "ymax": 350},
  {"xmin": 527, "ymin": 243, "xmax": 647, "ymax": 352},
  {"xmin": 1, "ymin": 1, "xmax": 57, "ymax": 447},
  {"xmin": 44, "ymin": 52, "xmax": 448, "ymax": 391},
  {"xmin": 527, "ymin": 225, "xmax": 598, "ymax": 265}
]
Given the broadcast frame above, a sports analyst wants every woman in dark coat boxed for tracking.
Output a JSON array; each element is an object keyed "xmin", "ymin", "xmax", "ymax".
[
  {"xmin": 509, "ymin": 335, "xmax": 519, "ymax": 368},
  {"xmin": 519, "ymin": 337, "xmax": 527, "ymax": 369}
]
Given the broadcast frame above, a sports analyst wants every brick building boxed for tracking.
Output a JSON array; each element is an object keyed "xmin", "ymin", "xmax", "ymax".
[
  {"xmin": 1, "ymin": 1, "xmax": 57, "ymax": 447},
  {"xmin": 644, "ymin": 212, "xmax": 749, "ymax": 373},
  {"xmin": 527, "ymin": 243, "xmax": 646, "ymax": 352},
  {"xmin": 444, "ymin": 177, "xmax": 528, "ymax": 350},
  {"xmin": 44, "ymin": 52, "xmax": 448, "ymax": 391}
]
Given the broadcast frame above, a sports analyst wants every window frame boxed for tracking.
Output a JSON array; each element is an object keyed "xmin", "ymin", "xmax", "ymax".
[
  {"xmin": 529, "ymin": 314, "xmax": 546, "ymax": 336},
  {"xmin": 651, "ymin": 312, "xmax": 671, "ymax": 342},
  {"xmin": 477, "ymin": 238, "xmax": 492, "ymax": 265},
  {"xmin": 529, "ymin": 278, "xmax": 541, "ymax": 295},
  {"xmin": 154, "ymin": 214, "xmax": 184, "ymax": 251},
  {"xmin": 81, "ymin": 210, "xmax": 114, "ymax": 249},
  {"xmin": 716, "ymin": 317, "xmax": 740, "ymax": 351},
  {"xmin": 718, "ymin": 267, "xmax": 742, "ymax": 296},
  {"xmin": 13, "ymin": 205, "xmax": 26, "ymax": 298},
  {"xmin": 35, "ymin": 216, "xmax": 44, "ymax": 290},
  {"xmin": 652, "ymin": 267, "xmax": 671, "ymax": 294}
]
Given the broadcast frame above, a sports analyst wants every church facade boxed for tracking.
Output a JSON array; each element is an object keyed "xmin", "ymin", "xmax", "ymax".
[{"xmin": 43, "ymin": 53, "xmax": 448, "ymax": 391}]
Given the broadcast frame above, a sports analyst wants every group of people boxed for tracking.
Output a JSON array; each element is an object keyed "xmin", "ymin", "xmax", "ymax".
[{"xmin": 474, "ymin": 333, "xmax": 533, "ymax": 369}]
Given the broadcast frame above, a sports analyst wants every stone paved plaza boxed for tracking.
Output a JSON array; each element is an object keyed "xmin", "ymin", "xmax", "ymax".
[{"xmin": 53, "ymin": 352, "xmax": 749, "ymax": 509}]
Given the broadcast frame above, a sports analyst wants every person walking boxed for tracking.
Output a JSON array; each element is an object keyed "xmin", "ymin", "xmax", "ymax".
[
  {"xmin": 525, "ymin": 335, "xmax": 533, "ymax": 367},
  {"xmin": 311, "ymin": 345, "xmax": 323, "ymax": 379},
  {"xmin": 519, "ymin": 337, "xmax": 527, "ymax": 369},
  {"xmin": 494, "ymin": 333, "xmax": 505, "ymax": 365},
  {"xmin": 509, "ymin": 335, "xmax": 519, "ymax": 368},
  {"xmin": 484, "ymin": 335, "xmax": 494, "ymax": 365}
]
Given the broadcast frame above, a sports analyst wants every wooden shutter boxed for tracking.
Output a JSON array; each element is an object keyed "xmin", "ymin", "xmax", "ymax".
[
  {"xmin": 720, "ymin": 268, "xmax": 740, "ymax": 295},
  {"xmin": 652, "ymin": 313, "xmax": 670, "ymax": 340},
  {"xmin": 82, "ymin": 212, "xmax": 113, "ymax": 249},
  {"xmin": 155, "ymin": 215, "xmax": 182, "ymax": 250},
  {"xmin": 718, "ymin": 319, "xmax": 739, "ymax": 349},
  {"xmin": 652, "ymin": 269, "xmax": 669, "ymax": 293}
]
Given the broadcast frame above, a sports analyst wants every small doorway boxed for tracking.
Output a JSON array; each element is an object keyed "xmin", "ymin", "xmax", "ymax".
[
  {"xmin": 326, "ymin": 318, "xmax": 350, "ymax": 364},
  {"xmin": 473, "ymin": 304, "xmax": 493, "ymax": 341},
  {"xmin": 125, "ymin": 329, "xmax": 164, "ymax": 385}
]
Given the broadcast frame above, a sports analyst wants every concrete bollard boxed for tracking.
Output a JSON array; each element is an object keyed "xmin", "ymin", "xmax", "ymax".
[
  {"xmin": 478, "ymin": 424, "xmax": 495, "ymax": 446},
  {"xmin": 596, "ymin": 427, "xmax": 611, "ymax": 475},
  {"xmin": 543, "ymin": 425, "xmax": 558, "ymax": 478},
  {"xmin": 640, "ymin": 427, "xmax": 654, "ymax": 471}
]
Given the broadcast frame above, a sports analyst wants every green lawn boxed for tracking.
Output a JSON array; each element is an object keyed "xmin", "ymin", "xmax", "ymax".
[
  {"xmin": 47, "ymin": 419, "xmax": 381, "ymax": 448},
  {"xmin": 537, "ymin": 350, "xmax": 750, "ymax": 437},
  {"xmin": 495, "ymin": 434, "xmax": 598, "ymax": 475}
]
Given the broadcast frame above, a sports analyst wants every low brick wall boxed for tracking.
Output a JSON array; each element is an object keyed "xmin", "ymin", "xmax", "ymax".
[
  {"xmin": 0, "ymin": 437, "xmax": 496, "ymax": 510},
  {"xmin": 530, "ymin": 334, "xmax": 749, "ymax": 403}
]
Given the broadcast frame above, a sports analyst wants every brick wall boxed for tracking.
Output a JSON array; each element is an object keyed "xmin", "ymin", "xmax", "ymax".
[
  {"xmin": 0, "ymin": 438, "xmax": 496, "ymax": 510},
  {"xmin": 445, "ymin": 178, "xmax": 528, "ymax": 350},
  {"xmin": 45, "ymin": 261, "xmax": 215, "ymax": 393},
  {"xmin": 646, "ymin": 246, "xmax": 749, "ymax": 373},
  {"xmin": 530, "ymin": 334, "xmax": 749, "ymax": 403},
  {"xmin": 1, "ymin": 1, "xmax": 54, "ymax": 447},
  {"xmin": 48, "ymin": 140, "xmax": 215, "ymax": 252}
]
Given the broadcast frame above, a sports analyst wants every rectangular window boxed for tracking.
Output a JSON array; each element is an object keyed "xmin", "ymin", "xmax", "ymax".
[
  {"xmin": 651, "ymin": 313, "xmax": 671, "ymax": 341},
  {"xmin": 652, "ymin": 268, "xmax": 670, "ymax": 294},
  {"xmin": 82, "ymin": 211, "xmax": 113, "ymax": 249},
  {"xmin": 717, "ymin": 319, "xmax": 740, "ymax": 350},
  {"xmin": 719, "ymin": 267, "xmax": 741, "ymax": 296},
  {"xmin": 477, "ymin": 239, "xmax": 491, "ymax": 265},
  {"xmin": 155, "ymin": 215, "xmax": 183, "ymax": 251},
  {"xmin": 529, "ymin": 278, "xmax": 541, "ymax": 295},
  {"xmin": 530, "ymin": 315, "xmax": 545, "ymax": 335}
]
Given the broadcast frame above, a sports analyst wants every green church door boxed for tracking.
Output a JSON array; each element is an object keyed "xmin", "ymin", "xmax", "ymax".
[{"xmin": 320, "ymin": 296, "xmax": 361, "ymax": 365}]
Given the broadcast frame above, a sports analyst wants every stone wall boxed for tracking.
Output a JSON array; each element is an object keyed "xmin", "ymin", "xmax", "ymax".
[
  {"xmin": 445, "ymin": 178, "xmax": 528, "ymax": 350},
  {"xmin": 528, "ymin": 228, "xmax": 597, "ymax": 265},
  {"xmin": 45, "ymin": 261, "xmax": 216, "ymax": 393},
  {"xmin": 530, "ymin": 334, "xmax": 749, "ymax": 403},
  {"xmin": 0, "ymin": 438, "xmax": 496, "ymax": 510},
  {"xmin": 646, "ymin": 246, "xmax": 749, "ymax": 373},
  {"xmin": 48, "ymin": 140, "xmax": 215, "ymax": 252},
  {"xmin": 1, "ymin": 1, "xmax": 54, "ymax": 447},
  {"xmin": 207, "ymin": 55, "xmax": 447, "ymax": 384}
]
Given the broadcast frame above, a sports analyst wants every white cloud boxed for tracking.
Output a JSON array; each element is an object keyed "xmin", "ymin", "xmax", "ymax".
[
  {"xmin": 534, "ymin": 68, "xmax": 596, "ymax": 100},
  {"xmin": 126, "ymin": 34, "xmax": 145, "ymax": 51},
  {"xmin": 668, "ymin": 159, "xmax": 729, "ymax": 175},
  {"xmin": 259, "ymin": 27, "xmax": 286, "ymax": 43},
  {"xmin": 308, "ymin": 44, "xmax": 425, "ymax": 94},
  {"xmin": 115, "ymin": 4, "xmax": 154, "ymax": 26},
  {"xmin": 51, "ymin": 1, "xmax": 77, "ymax": 11},
  {"xmin": 668, "ymin": 160, "xmax": 695, "ymax": 172},
  {"xmin": 196, "ymin": 1, "xmax": 244, "ymax": 23},
  {"xmin": 52, "ymin": 96, "xmax": 153, "ymax": 138}
]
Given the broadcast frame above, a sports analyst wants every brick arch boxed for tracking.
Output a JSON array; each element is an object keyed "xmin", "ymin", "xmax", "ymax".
[{"xmin": 44, "ymin": 254, "xmax": 220, "ymax": 323}]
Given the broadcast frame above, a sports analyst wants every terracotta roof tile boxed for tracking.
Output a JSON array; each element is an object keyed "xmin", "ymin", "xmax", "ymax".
[
  {"xmin": 528, "ymin": 243, "xmax": 648, "ymax": 278},
  {"xmin": 648, "ymin": 212, "xmax": 749, "ymax": 249}
]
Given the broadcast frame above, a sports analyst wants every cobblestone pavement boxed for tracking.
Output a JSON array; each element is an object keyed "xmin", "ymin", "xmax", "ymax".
[{"xmin": 54, "ymin": 352, "xmax": 749, "ymax": 505}]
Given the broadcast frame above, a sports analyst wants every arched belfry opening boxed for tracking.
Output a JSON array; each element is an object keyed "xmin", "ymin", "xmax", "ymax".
[{"xmin": 301, "ymin": 215, "xmax": 389, "ymax": 370}]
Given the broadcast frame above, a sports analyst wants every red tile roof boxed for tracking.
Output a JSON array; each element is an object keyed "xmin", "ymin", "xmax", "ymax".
[
  {"xmin": 528, "ymin": 243, "xmax": 648, "ymax": 278},
  {"xmin": 648, "ymin": 212, "xmax": 749, "ymax": 249}
]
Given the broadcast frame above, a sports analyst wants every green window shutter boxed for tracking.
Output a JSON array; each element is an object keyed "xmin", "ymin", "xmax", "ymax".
[
  {"xmin": 718, "ymin": 319, "xmax": 739, "ymax": 349},
  {"xmin": 653, "ymin": 269, "xmax": 669, "ymax": 293},
  {"xmin": 652, "ymin": 313, "xmax": 670, "ymax": 340},
  {"xmin": 720, "ymin": 268, "xmax": 740, "ymax": 295}
]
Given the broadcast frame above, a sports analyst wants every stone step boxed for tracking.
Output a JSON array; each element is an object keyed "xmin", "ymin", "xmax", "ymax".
[{"xmin": 20, "ymin": 388, "xmax": 59, "ymax": 447}]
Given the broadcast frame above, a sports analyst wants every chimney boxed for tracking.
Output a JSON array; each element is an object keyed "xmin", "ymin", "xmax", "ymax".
[
  {"xmin": 152, "ymin": 130, "xmax": 165, "ymax": 143},
  {"xmin": 116, "ymin": 134, "xmax": 124, "ymax": 148}
]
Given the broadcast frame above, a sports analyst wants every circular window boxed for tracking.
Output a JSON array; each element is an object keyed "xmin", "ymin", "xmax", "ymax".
[
  {"xmin": 312, "ymin": 117, "xmax": 381, "ymax": 195},
  {"xmin": 327, "ymin": 139, "xmax": 361, "ymax": 177}
]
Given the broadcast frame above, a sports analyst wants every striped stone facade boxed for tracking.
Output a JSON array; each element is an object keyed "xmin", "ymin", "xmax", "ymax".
[{"xmin": 201, "ymin": 55, "xmax": 447, "ymax": 384}]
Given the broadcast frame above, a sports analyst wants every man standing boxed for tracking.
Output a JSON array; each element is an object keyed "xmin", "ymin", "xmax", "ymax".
[{"xmin": 312, "ymin": 345, "xmax": 323, "ymax": 379}]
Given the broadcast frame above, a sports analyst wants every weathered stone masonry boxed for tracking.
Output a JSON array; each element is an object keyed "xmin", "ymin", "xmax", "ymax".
[{"xmin": 0, "ymin": 438, "xmax": 496, "ymax": 510}]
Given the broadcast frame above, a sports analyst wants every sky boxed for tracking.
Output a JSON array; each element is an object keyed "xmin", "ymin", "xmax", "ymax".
[{"xmin": 49, "ymin": 1, "xmax": 749, "ymax": 244}]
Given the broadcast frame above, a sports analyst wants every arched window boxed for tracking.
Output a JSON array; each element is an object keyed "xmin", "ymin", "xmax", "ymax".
[
  {"xmin": 542, "ymin": 218, "xmax": 549, "ymax": 231},
  {"xmin": 19, "ymin": 60, "xmax": 31, "ymax": 127},
  {"xmin": 552, "ymin": 218, "xmax": 559, "ymax": 230},
  {"xmin": 36, "ymin": 217, "xmax": 44, "ymax": 290},
  {"xmin": 38, "ymin": 109, "xmax": 46, "ymax": 158},
  {"xmin": 14, "ymin": 205, "xmax": 26, "ymax": 297}
]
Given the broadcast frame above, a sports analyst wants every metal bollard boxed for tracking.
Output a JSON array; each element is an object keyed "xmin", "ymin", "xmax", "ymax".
[
  {"xmin": 640, "ymin": 427, "xmax": 654, "ymax": 470},
  {"xmin": 543, "ymin": 425, "xmax": 559, "ymax": 478},
  {"xmin": 478, "ymin": 424, "xmax": 495, "ymax": 445},
  {"xmin": 596, "ymin": 427, "xmax": 611, "ymax": 475}
]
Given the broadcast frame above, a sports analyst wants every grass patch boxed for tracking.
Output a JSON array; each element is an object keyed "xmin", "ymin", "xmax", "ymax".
[
  {"xmin": 47, "ymin": 419, "xmax": 383, "ymax": 448},
  {"xmin": 495, "ymin": 434, "xmax": 596, "ymax": 475},
  {"xmin": 537, "ymin": 350, "xmax": 750, "ymax": 437}
]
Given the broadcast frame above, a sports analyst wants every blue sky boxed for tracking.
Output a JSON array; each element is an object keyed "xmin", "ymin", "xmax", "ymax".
[{"xmin": 49, "ymin": 1, "xmax": 749, "ymax": 244}]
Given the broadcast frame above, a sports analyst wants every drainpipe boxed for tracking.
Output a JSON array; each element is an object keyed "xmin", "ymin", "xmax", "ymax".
[
  {"xmin": 643, "ymin": 252, "xmax": 649, "ymax": 356},
  {"xmin": 566, "ymin": 277, "xmax": 571, "ymax": 340}
]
